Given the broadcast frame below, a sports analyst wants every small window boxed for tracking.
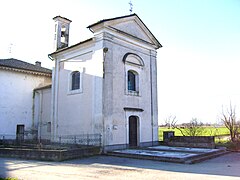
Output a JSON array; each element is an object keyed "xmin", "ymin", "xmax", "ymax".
[
  {"xmin": 71, "ymin": 71, "xmax": 80, "ymax": 90},
  {"xmin": 128, "ymin": 71, "xmax": 136, "ymax": 91}
]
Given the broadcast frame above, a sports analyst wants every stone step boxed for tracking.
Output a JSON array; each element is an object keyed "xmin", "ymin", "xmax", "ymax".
[
  {"xmin": 106, "ymin": 151, "xmax": 186, "ymax": 163},
  {"xmin": 145, "ymin": 146, "xmax": 223, "ymax": 154},
  {"xmin": 184, "ymin": 150, "xmax": 229, "ymax": 164},
  {"xmin": 106, "ymin": 147, "xmax": 228, "ymax": 164}
]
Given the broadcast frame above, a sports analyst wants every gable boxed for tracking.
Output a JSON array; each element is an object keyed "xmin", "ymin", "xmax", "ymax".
[
  {"xmin": 88, "ymin": 14, "xmax": 162, "ymax": 49},
  {"xmin": 111, "ymin": 20, "xmax": 152, "ymax": 44}
]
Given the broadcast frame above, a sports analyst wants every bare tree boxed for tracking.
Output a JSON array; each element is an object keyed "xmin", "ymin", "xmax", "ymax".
[
  {"xmin": 221, "ymin": 104, "xmax": 240, "ymax": 142},
  {"xmin": 171, "ymin": 118, "xmax": 205, "ymax": 136},
  {"xmin": 164, "ymin": 115, "xmax": 177, "ymax": 129},
  {"xmin": 182, "ymin": 118, "xmax": 205, "ymax": 136}
]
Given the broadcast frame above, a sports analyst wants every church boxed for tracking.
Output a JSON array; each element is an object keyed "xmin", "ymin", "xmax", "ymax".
[{"xmin": 34, "ymin": 13, "xmax": 162, "ymax": 150}]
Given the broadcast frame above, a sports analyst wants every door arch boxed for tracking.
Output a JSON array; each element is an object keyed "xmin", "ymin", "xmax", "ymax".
[{"xmin": 129, "ymin": 116, "xmax": 139, "ymax": 147}]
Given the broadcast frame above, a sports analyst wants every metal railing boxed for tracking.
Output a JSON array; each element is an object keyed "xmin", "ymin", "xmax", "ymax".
[
  {"xmin": 54, "ymin": 134, "xmax": 102, "ymax": 146},
  {"xmin": 0, "ymin": 133, "xmax": 102, "ymax": 148}
]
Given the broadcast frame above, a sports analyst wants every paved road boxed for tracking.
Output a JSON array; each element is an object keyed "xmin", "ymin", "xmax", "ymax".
[{"xmin": 0, "ymin": 152, "xmax": 240, "ymax": 180}]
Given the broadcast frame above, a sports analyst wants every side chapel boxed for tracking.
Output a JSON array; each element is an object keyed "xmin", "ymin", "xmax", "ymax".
[{"xmin": 35, "ymin": 14, "xmax": 162, "ymax": 150}]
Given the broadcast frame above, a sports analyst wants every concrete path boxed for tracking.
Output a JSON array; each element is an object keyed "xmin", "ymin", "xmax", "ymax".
[{"xmin": 0, "ymin": 152, "xmax": 240, "ymax": 180}]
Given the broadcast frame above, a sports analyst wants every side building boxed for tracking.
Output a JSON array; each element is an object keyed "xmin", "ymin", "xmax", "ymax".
[{"xmin": 0, "ymin": 58, "xmax": 51, "ymax": 140}]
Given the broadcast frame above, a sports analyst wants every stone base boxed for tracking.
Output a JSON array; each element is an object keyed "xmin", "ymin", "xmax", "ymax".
[{"xmin": 0, "ymin": 146, "xmax": 101, "ymax": 161}]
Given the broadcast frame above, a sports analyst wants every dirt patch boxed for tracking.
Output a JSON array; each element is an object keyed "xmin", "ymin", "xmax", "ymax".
[{"xmin": 217, "ymin": 141, "xmax": 240, "ymax": 152}]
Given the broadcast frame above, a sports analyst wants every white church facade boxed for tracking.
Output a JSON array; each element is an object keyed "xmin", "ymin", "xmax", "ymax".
[{"xmin": 35, "ymin": 14, "xmax": 162, "ymax": 150}]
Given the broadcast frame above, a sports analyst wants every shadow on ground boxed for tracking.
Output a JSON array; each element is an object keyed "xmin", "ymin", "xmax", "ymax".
[
  {"xmin": 0, "ymin": 152, "xmax": 239, "ymax": 179},
  {"xmin": 65, "ymin": 152, "xmax": 240, "ymax": 178}
]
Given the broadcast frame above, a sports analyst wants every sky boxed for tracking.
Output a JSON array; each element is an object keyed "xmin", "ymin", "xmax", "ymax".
[{"xmin": 1, "ymin": 0, "xmax": 240, "ymax": 124}]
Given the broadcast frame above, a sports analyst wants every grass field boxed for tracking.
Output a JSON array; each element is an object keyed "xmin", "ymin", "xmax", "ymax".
[{"xmin": 158, "ymin": 126, "xmax": 230, "ymax": 142}]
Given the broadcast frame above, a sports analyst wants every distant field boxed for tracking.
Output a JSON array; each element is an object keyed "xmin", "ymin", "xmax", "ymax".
[{"xmin": 158, "ymin": 126, "xmax": 230, "ymax": 141}]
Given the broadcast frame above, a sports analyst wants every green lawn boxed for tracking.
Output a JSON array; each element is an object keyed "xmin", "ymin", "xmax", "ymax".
[{"xmin": 158, "ymin": 126, "xmax": 230, "ymax": 142}]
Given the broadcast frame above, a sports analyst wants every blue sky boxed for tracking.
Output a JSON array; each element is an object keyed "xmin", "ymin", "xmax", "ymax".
[{"xmin": 1, "ymin": 0, "xmax": 240, "ymax": 124}]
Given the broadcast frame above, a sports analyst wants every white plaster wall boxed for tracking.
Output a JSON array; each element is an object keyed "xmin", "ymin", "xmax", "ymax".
[
  {"xmin": 34, "ymin": 88, "xmax": 52, "ymax": 139},
  {"xmin": 103, "ymin": 36, "xmax": 158, "ymax": 146},
  {"xmin": 56, "ymin": 47, "xmax": 104, "ymax": 136},
  {"xmin": 0, "ymin": 69, "xmax": 51, "ymax": 136},
  {"xmin": 150, "ymin": 51, "xmax": 159, "ymax": 142}
]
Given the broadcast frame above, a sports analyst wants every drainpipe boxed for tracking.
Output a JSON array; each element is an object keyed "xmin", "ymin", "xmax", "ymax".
[
  {"xmin": 32, "ymin": 91, "xmax": 36, "ymax": 130},
  {"xmin": 38, "ymin": 91, "xmax": 43, "ymax": 141},
  {"xmin": 32, "ymin": 90, "xmax": 38, "ymax": 139}
]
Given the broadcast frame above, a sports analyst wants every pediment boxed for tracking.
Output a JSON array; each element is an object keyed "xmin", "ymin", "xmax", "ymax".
[
  {"xmin": 111, "ymin": 20, "xmax": 152, "ymax": 44},
  {"xmin": 88, "ymin": 14, "xmax": 162, "ymax": 49}
]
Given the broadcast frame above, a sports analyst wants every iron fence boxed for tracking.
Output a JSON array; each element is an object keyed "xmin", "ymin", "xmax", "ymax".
[
  {"xmin": 54, "ymin": 134, "xmax": 102, "ymax": 146},
  {"xmin": 0, "ymin": 133, "xmax": 102, "ymax": 148}
]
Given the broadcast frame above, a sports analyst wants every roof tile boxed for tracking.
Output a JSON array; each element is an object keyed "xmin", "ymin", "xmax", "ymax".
[{"xmin": 0, "ymin": 58, "xmax": 52, "ymax": 74}]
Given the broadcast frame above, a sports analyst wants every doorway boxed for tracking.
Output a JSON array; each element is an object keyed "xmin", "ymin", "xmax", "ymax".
[
  {"xmin": 129, "ymin": 116, "xmax": 139, "ymax": 147},
  {"xmin": 16, "ymin": 124, "xmax": 24, "ymax": 142}
]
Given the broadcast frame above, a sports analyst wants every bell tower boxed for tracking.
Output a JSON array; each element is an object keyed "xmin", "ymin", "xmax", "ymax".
[{"xmin": 53, "ymin": 16, "xmax": 72, "ymax": 51}]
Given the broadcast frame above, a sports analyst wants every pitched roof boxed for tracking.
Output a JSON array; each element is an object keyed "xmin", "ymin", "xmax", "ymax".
[
  {"xmin": 49, "ymin": 38, "xmax": 93, "ymax": 57},
  {"xmin": 53, "ymin": 16, "xmax": 72, "ymax": 23},
  {"xmin": 87, "ymin": 14, "xmax": 136, "ymax": 29},
  {"xmin": 49, "ymin": 14, "xmax": 161, "ymax": 57},
  {"xmin": 0, "ymin": 58, "xmax": 52, "ymax": 75}
]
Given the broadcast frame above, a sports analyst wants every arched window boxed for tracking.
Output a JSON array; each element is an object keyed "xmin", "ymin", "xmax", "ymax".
[
  {"xmin": 128, "ymin": 71, "xmax": 137, "ymax": 91},
  {"xmin": 71, "ymin": 71, "xmax": 80, "ymax": 90},
  {"xmin": 123, "ymin": 53, "xmax": 143, "ymax": 96}
]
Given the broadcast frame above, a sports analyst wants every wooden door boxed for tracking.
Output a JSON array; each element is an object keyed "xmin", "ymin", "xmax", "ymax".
[{"xmin": 129, "ymin": 116, "xmax": 138, "ymax": 147}]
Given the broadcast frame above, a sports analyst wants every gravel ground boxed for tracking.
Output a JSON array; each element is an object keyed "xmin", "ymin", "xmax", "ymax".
[{"xmin": 0, "ymin": 152, "xmax": 240, "ymax": 180}]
